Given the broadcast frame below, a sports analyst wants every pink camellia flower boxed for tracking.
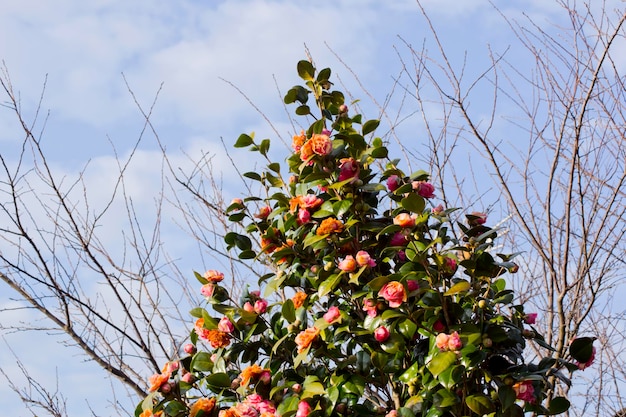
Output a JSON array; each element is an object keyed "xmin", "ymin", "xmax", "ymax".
[
  {"xmin": 183, "ymin": 343, "xmax": 196, "ymax": 355},
  {"xmin": 249, "ymin": 290, "xmax": 261, "ymax": 298},
  {"xmin": 300, "ymin": 194, "xmax": 323, "ymax": 209},
  {"xmin": 204, "ymin": 270, "xmax": 224, "ymax": 283},
  {"xmin": 407, "ymin": 279, "xmax": 419, "ymax": 292},
  {"xmin": 218, "ymin": 317, "xmax": 235, "ymax": 333},
  {"xmin": 397, "ymin": 250, "xmax": 407, "ymax": 261},
  {"xmin": 577, "ymin": 346, "xmax": 596, "ymax": 370},
  {"xmin": 524, "ymin": 313, "xmax": 537, "ymax": 325},
  {"xmin": 432, "ymin": 204, "xmax": 444, "ymax": 215},
  {"xmin": 243, "ymin": 302, "xmax": 255, "ymax": 313},
  {"xmin": 363, "ymin": 299, "xmax": 378, "ymax": 317},
  {"xmin": 338, "ymin": 157, "xmax": 360, "ymax": 183},
  {"xmin": 254, "ymin": 205, "xmax": 272, "ymax": 219},
  {"xmin": 436, "ymin": 333, "xmax": 450, "ymax": 350},
  {"xmin": 296, "ymin": 401, "xmax": 312, "ymax": 417},
  {"xmin": 386, "ymin": 175, "xmax": 401, "ymax": 192},
  {"xmin": 468, "ymin": 211, "xmax": 488, "ymax": 226},
  {"xmin": 390, "ymin": 232, "xmax": 408, "ymax": 246},
  {"xmin": 259, "ymin": 369, "xmax": 271, "ymax": 385},
  {"xmin": 385, "ymin": 411, "xmax": 399, "ymax": 417},
  {"xmin": 379, "ymin": 281, "xmax": 407, "ymax": 308},
  {"xmin": 513, "ymin": 380, "xmax": 535, "ymax": 403},
  {"xmin": 447, "ymin": 331, "xmax": 462, "ymax": 351},
  {"xmin": 200, "ymin": 283, "xmax": 215, "ymax": 298},
  {"xmin": 393, "ymin": 213, "xmax": 416, "ymax": 228},
  {"xmin": 355, "ymin": 250, "xmax": 376, "ymax": 268},
  {"xmin": 254, "ymin": 299, "xmax": 268, "ymax": 314},
  {"xmin": 444, "ymin": 257, "xmax": 458, "ymax": 274},
  {"xmin": 374, "ymin": 326, "xmax": 390, "ymax": 342},
  {"xmin": 338, "ymin": 255, "xmax": 357, "ymax": 272},
  {"xmin": 181, "ymin": 372, "xmax": 195, "ymax": 384},
  {"xmin": 323, "ymin": 306, "xmax": 341, "ymax": 323},
  {"xmin": 412, "ymin": 181, "xmax": 435, "ymax": 198},
  {"xmin": 297, "ymin": 208, "xmax": 311, "ymax": 224}
]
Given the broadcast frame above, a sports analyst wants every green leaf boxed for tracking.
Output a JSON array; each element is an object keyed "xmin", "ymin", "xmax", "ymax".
[
  {"xmin": 498, "ymin": 385, "xmax": 516, "ymax": 411},
  {"xmin": 205, "ymin": 372, "xmax": 231, "ymax": 388},
  {"xmin": 243, "ymin": 171, "xmax": 262, "ymax": 181},
  {"xmin": 427, "ymin": 351, "xmax": 457, "ymax": 377},
  {"xmin": 238, "ymin": 250, "xmax": 257, "ymax": 260},
  {"xmin": 569, "ymin": 337, "xmax": 596, "ymax": 363},
  {"xmin": 371, "ymin": 146, "xmax": 388, "ymax": 158},
  {"xmin": 268, "ymin": 162, "xmax": 281, "ymax": 173},
  {"xmin": 259, "ymin": 138, "xmax": 270, "ymax": 156},
  {"xmin": 399, "ymin": 361, "xmax": 420, "ymax": 383},
  {"xmin": 234, "ymin": 133, "xmax": 254, "ymax": 148},
  {"xmin": 297, "ymin": 60, "xmax": 315, "ymax": 81},
  {"xmin": 444, "ymin": 280, "xmax": 470, "ymax": 296},
  {"xmin": 318, "ymin": 274, "xmax": 341, "ymax": 297},
  {"xmin": 362, "ymin": 119, "xmax": 380, "ymax": 135},
  {"xmin": 282, "ymin": 299, "xmax": 296, "ymax": 323},
  {"xmin": 548, "ymin": 397, "xmax": 570, "ymax": 414},
  {"xmin": 165, "ymin": 400, "xmax": 187, "ymax": 417},
  {"xmin": 276, "ymin": 396, "xmax": 299, "ymax": 416},
  {"xmin": 194, "ymin": 271, "xmax": 208, "ymax": 285},
  {"xmin": 401, "ymin": 193, "xmax": 425, "ymax": 214},
  {"xmin": 295, "ymin": 105, "xmax": 311, "ymax": 115},
  {"xmin": 465, "ymin": 394, "xmax": 495, "ymax": 415},
  {"xmin": 437, "ymin": 365, "xmax": 464, "ymax": 389},
  {"xmin": 190, "ymin": 352, "xmax": 213, "ymax": 371}
]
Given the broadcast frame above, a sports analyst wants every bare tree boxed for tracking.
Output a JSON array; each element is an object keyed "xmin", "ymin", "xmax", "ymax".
[{"xmin": 379, "ymin": 1, "xmax": 625, "ymax": 415}]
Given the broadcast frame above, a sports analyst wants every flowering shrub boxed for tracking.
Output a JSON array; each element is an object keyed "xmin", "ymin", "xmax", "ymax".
[{"xmin": 136, "ymin": 60, "xmax": 595, "ymax": 417}]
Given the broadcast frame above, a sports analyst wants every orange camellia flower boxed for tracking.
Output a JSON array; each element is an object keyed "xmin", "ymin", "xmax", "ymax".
[
  {"xmin": 309, "ymin": 133, "xmax": 332, "ymax": 156},
  {"xmin": 148, "ymin": 372, "xmax": 170, "ymax": 392},
  {"xmin": 316, "ymin": 218, "xmax": 344, "ymax": 236},
  {"xmin": 139, "ymin": 410, "xmax": 163, "ymax": 417},
  {"xmin": 207, "ymin": 329, "xmax": 231, "ymax": 349},
  {"xmin": 189, "ymin": 397, "xmax": 217, "ymax": 417},
  {"xmin": 204, "ymin": 269, "xmax": 224, "ymax": 283},
  {"xmin": 292, "ymin": 130, "xmax": 306, "ymax": 152},
  {"xmin": 194, "ymin": 318, "xmax": 211, "ymax": 340},
  {"xmin": 295, "ymin": 326, "xmax": 320, "ymax": 353},
  {"xmin": 219, "ymin": 410, "xmax": 238, "ymax": 417},
  {"xmin": 239, "ymin": 364, "xmax": 271, "ymax": 387},
  {"xmin": 292, "ymin": 291, "xmax": 307, "ymax": 309},
  {"xmin": 393, "ymin": 213, "xmax": 416, "ymax": 228}
]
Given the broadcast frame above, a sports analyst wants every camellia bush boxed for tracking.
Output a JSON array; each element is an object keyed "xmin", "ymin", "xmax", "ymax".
[{"xmin": 135, "ymin": 60, "xmax": 595, "ymax": 417}]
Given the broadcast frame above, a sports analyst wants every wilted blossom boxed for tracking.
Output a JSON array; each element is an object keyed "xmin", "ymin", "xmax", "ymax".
[
  {"xmin": 524, "ymin": 313, "xmax": 538, "ymax": 325},
  {"xmin": 374, "ymin": 326, "xmax": 390, "ymax": 342},
  {"xmin": 431, "ymin": 204, "xmax": 444, "ymax": 215},
  {"xmin": 386, "ymin": 175, "xmax": 401, "ymax": 192},
  {"xmin": 218, "ymin": 317, "xmax": 235, "ymax": 333},
  {"xmin": 254, "ymin": 206, "xmax": 272, "ymax": 219},
  {"xmin": 323, "ymin": 306, "xmax": 341, "ymax": 323},
  {"xmin": 379, "ymin": 281, "xmax": 407, "ymax": 308},
  {"xmin": 338, "ymin": 255, "xmax": 357, "ymax": 272},
  {"xmin": 513, "ymin": 380, "xmax": 535, "ymax": 403},
  {"xmin": 355, "ymin": 250, "xmax": 376, "ymax": 268},
  {"xmin": 296, "ymin": 401, "xmax": 312, "ymax": 417},
  {"xmin": 204, "ymin": 270, "xmax": 224, "ymax": 283},
  {"xmin": 292, "ymin": 291, "xmax": 307, "ymax": 309},
  {"xmin": 393, "ymin": 213, "xmax": 416, "ymax": 228},
  {"xmin": 363, "ymin": 298, "xmax": 378, "ymax": 317},
  {"xmin": 412, "ymin": 181, "xmax": 435, "ymax": 198}
]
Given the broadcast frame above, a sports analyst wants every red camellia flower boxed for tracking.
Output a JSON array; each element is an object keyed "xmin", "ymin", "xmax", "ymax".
[
  {"xmin": 323, "ymin": 306, "xmax": 341, "ymax": 323},
  {"xmin": 386, "ymin": 175, "xmax": 401, "ymax": 191},
  {"xmin": 338, "ymin": 157, "xmax": 360, "ymax": 183},
  {"xmin": 513, "ymin": 380, "xmax": 536, "ymax": 403},
  {"xmin": 379, "ymin": 281, "xmax": 407, "ymax": 308},
  {"xmin": 374, "ymin": 326, "xmax": 390, "ymax": 342},
  {"xmin": 412, "ymin": 180, "xmax": 435, "ymax": 198},
  {"xmin": 296, "ymin": 400, "xmax": 312, "ymax": 417},
  {"xmin": 524, "ymin": 313, "xmax": 538, "ymax": 324}
]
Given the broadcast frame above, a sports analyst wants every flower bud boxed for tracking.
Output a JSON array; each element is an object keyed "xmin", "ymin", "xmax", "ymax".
[{"xmin": 183, "ymin": 343, "xmax": 196, "ymax": 355}]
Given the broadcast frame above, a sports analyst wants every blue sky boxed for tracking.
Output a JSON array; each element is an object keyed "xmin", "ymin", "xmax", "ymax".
[{"xmin": 1, "ymin": 1, "xmax": 622, "ymax": 415}]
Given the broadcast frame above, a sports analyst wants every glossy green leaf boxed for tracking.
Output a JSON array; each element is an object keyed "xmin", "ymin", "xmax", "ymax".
[
  {"xmin": 165, "ymin": 400, "xmax": 187, "ymax": 416},
  {"xmin": 282, "ymin": 299, "xmax": 296, "ymax": 323},
  {"xmin": 190, "ymin": 352, "xmax": 213, "ymax": 371},
  {"xmin": 399, "ymin": 361, "xmax": 420, "ymax": 383},
  {"xmin": 297, "ymin": 60, "xmax": 315, "ymax": 81},
  {"xmin": 498, "ymin": 385, "xmax": 516, "ymax": 411},
  {"xmin": 234, "ymin": 133, "xmax": 254, "ymax": 148},
  {"xmin": 427, "ymin": 351, "xmax": 457, "ymax": 377},
  {"xmin": 465, "ymin": 394, "xmax": 495, "ymax": 415},
  {"xmin": 569, "ymin": 337, "xmax": 596, "ymax": 363},
  {"xmin": 205, "ymin": 372, "xmax": 231, "ymax": 388},
  {"xmin": 444, "ymin": 280, "xmax": 470, "ymax": 295},
  {"xmin": 362, "ymin": 119, "xmax": 380, "ymax": 135},
  {"xmin": 548, "ymin": 396, "xmax": 570, "ymax": 414},
  {"xmin": 401, "ymin": 193, "xmax": 425, "ymax": 214}
]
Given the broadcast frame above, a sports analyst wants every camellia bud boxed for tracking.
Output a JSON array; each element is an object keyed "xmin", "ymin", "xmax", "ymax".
[
  {"xmin": 523, "ymin": 329, "xmax": 535, "ymax": 338},
  {"xmin": 478, "ymin": 299, "xmax": 487, "ymax": 309},
  {"xmin": 292, "ymin": 383, "xmax": 302, "ymax": 393},
  {"xmin": 183, "ymin": 343, "xmax": 197, "ymax": 355},
  {"xmin": 483, "ymin": 337, "xmax": 493, "ymax": 348}
]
